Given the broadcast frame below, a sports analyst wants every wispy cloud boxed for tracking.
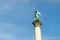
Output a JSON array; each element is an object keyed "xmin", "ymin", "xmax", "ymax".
[
  {"xmin": 0, "ymin": 0, "xmax": 30, "ymax": 14},
  {"xmin": 0, "ymin": 0, "xmax": 17, "ymax": 14},
  {"xmin": 39, "ymin": 0, "xmax": 60, "ymax": 3},
  {"xmin": 43, "ymin": 36, "xmax": 60, "ymax": 40},
  {"xmin": 47, "ymin": 0, "xmax": 60, "ymax": 3},
  {"xmin": 0, "ymin": 33, "xmax": 16, "ymax": 40},
  {"xmin": 43, "ymin": 37, "xmax": 56, "ymax": 40},
  {"xmin": 0, "ymin": 22, "xmax": 17, "ymax": 40},
  {"xmin": 0, "ymin": 0, "xmax": 33, "ymax": 20},
  {"xmin": 0, "ymin": 22, "xmax": 28, "ymax": 40}
]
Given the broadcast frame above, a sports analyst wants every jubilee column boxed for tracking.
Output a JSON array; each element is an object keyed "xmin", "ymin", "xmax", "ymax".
[{"xmin": 32, "ymin": 11, "xmax": 42, "ymax": 40}]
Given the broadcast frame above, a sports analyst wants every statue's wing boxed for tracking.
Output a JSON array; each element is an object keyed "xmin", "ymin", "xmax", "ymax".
[{"xmin": 37, "ymin": 11, "xmax": 41, "ymax": 16}]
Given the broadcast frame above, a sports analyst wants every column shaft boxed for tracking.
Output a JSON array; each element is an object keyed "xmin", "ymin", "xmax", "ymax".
[{"xmin": 34, "ymin": 25, "xmax": 42, "ymax": 40}]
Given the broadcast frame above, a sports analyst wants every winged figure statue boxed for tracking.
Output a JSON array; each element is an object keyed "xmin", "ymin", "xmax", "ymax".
[{"xmin": 34, "ymin": 11, "xmax": 41, "ymax": 19}]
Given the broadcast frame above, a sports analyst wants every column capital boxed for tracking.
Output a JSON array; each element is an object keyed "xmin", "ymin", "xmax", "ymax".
[{"xmin": 32, "ymin": 18, "xmax": 42, "ymax": 26}]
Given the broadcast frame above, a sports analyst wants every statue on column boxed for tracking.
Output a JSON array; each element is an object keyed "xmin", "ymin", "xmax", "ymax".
[
  {"xmin": 34, "ymin": 10, "xmax": 41, "ymax": 21},
  {"xmin": 32, "ymin": 10, "xmax": 42, "ymax": 25}
]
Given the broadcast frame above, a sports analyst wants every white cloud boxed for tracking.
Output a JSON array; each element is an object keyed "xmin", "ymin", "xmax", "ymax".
[
  {"xmin": 0, "ymin": 22, "xmax": 28, "ymax": 40},
  {"xmin": 0, "ymin": 33, "xmax": 16, "ymax": 40},
  {"xmin": 0, "ymin": 22, "xmax": 16, "ymax": 30},
  {"xmin": 0, "ymin": 22, "xmax": 27, "ymax": 33},
  {"xmin": 20, "ymin": 0, "xmax": 30, "ymax": 3},
  {"xmin": 47, "ymin": 0, "xmax": 60, "ymax": 3},
  {"xmin": 0, "ymin": 0, "xmax": 18, "ymax": 13},
  {"xmin": 43, "ymin": 36, "xmax": 58, "ymax": 40},
  {"xmin": 40, "ymin": 0, "xmax": 60, "ymax": 3},
  {"xmin": 0, "ymin": 22, "xmax": 17, "ymax": 40},
  {"xmin": 0, "ymin": 0, "xmax": 31, "ymax": 17}
]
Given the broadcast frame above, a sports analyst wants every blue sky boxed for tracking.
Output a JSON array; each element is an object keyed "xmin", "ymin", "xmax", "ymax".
[{"xmin": 0, "ymin": 0, "xmax": 60, "ymax": 40}]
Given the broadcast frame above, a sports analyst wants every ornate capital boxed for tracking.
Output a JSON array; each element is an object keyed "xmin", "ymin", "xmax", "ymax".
[{"xmin": 32, "ymin": 19, "xmax": 42, "ymax": 26}]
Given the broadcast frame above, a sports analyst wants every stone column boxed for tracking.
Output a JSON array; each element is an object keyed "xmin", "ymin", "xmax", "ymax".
[{"xmin": 32, "ymin": 19, "xmax": 42, "ymax": 40}]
